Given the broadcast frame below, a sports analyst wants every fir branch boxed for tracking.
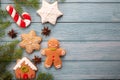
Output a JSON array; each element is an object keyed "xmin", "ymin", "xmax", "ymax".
[
  {"xmin": 0, "ymin": 21, "xmax": 11, "ymax": 38},
  {"xmin": 0, "ymin": 9, "xmax": 11, "ymax": 38},
  {"xmin": 0, "ymin": 71, "xmax": 13, "ymax": 80},
  {"xmin": 0, "ymin": 0, "xmax": 1, "ymax": 7},
  {"xmin": 36, "ymin": 72, "xmax": 54, "ymax": 80},
  {"xmin": 13, "ymin": 0, "xmax": 39, "ymax": 9},
  {"xmin": 12, "ymin": 48, "xmax": 23, "ymax": 60},
  {"xmin": 0, "ymin": 9, "xmax": 8, "ymax": 18},
  {"xmin": 0, "ymin": 21, "xmax": 11, "ymax": 29},
  {"xmin": 0, "ymin": 31, "xmax": 5, "ymax": 38},
  {"xmin": 30, "ymin": 0, "xmax": 39, "ymax": 9},
  {"xmin": 0, "ymin": 41, "xmax": 20, "ymax": 80},
  {"xmin": 0, "ymin": 40, "xmax": 22, "ymax": 61},
  {"xmin": 15, "ymin": 3, "xmax": 23, "ymax": 14}
]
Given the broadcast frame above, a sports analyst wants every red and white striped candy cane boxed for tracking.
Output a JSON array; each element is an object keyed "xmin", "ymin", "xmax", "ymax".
[{"xmin": 6, "ymin": 5, "xmax": 31, "ymax": 28}]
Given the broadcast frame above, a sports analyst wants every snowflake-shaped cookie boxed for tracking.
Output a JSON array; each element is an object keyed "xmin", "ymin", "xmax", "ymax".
[
  {"xmin": 19, "ymin": 30, "xmax": 42, "ymax": 54},
  {"xmin": 37, "ymin": 0, "xmax": 63, "ymax": 25}
]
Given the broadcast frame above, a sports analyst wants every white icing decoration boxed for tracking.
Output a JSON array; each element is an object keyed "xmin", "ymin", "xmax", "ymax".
[{"xmin": 13, "ymin": 57, "xmax": 37, "ymax": 71}]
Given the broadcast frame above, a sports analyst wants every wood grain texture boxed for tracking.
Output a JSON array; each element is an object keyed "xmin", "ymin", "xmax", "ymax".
[
  {"xmin": 1, "ymin": 3, "xmax": 120, "ymax": 22},
  {"xmin": 18, "ymin": 42, "xmax": 120, "ymax": 61},
  {"xmin": 8, "ymin": 62, "xmax": 120, "ymax": 80},
  {"xmin": 1, "ymin": 23, "xmax": 120, "ymax": 41},
  {"xmin": 0, "ymin": 0, "xmax": 120, "ymax": 80},
  {"xmin": 1, "ymin": 41, "xmax": 120, "ymax": 61}
]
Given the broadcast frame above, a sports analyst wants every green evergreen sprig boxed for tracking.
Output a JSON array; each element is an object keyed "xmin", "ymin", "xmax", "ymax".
[
  {"xmin": 14, "ymin": 0, "xmax": 39, "ymax": 9},
  {"xmin": 36, "ymin": 72, "xmax": 54, "ymax": 80},
  {"xmin": 15, "ymin": 3, "xmax": 23, "ymax": 14},
  {"xmin": 0, "ymin": 9, "xmax": 8, "ymax": 18},
  {"xmin": 0, "ymin": 9, "xmax": 11, "ymax": 38},
  {"xmin": 13, "ymin": 0, "xmax": 65, "ymax": 14},
  {"xmin": 0, "ymin": 21, "xmax": 11, "ymax": 38},
  {"xmin": 0, "ymin": 40, "xmax": 23, "ymax": 61},
  {"xmin": 0, "ymin": 71, "xmax": 13, "ymax": 80},
  {"xmin": 0, "ymin": 40, "xmax": 23, "ymax": 80}
]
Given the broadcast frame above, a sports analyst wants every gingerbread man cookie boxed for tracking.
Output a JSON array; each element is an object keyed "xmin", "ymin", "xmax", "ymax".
[
  {"xmin": 41, "ymin": 38, "xmax": 66, "ymax": 69},
  {"xmin": 19, "ymin": 30, "xmax": 42, "ymax": 54}
]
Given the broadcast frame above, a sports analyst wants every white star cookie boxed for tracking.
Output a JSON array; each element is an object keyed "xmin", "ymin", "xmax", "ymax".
[{"xmin": 37, "ymin": 0, "xmax": 63, "ymax": 25}]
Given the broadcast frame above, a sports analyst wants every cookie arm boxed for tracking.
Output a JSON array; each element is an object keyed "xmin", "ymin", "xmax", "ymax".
[{"xmin": 59, "ymin": 48, "xmax": 66, "ymax": 56}]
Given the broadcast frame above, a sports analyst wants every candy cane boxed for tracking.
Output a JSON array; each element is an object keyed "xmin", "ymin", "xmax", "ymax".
[{"xmin": 6, "ymin": 5, "xmax": 31, "ymax": 28}]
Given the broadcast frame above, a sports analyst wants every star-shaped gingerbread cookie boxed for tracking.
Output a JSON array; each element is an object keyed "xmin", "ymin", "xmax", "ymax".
[
  {"xmin": 19, "ymin": 30, "xmax": 42, "ymax": 54},
  {"xmin": 37, "ymin": 0, "xmax": 63, "ymax": 25}
]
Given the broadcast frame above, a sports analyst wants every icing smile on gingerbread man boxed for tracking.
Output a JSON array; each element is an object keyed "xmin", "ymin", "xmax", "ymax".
[{"xmin": 41, "ymin": 38, "xmax": 66, "ymax": 69}]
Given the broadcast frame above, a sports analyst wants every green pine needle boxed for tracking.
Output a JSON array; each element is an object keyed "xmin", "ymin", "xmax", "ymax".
[
  {"xmin": 0, "ymin": 71, "xmax": 13, "ymax": 80},
  {"xmin": 12, "ymin": 48, "xmax": 23, "ymax": 60},
  {"xmin": 0, "ymin": 40, "xmax": 22, "ymax": 61},
  {"xmin": 14, "ymin": 0, "xmax": 39, "ymax": 9},
  {"xmin": 15, "ymin": 3, "xmax": 23, "ymax": 14},
  {"xmin": 36, "ymin": 72, "xmax": 54, "ymax": 80},
  {"xmin": 0, "ymin": 21, "xmax": 11, "ymax": 29},
  {"xmin": 0, "ymin": 40, "xmax": 22, "ymax": 80},
  {"xmin": 0, "ymin": 21, "xmax": 11, "ymax": 38},
  {"xmin": 0, "ymin": 9, "xmax": 8, "ymax": 18},
  {"xmin": 0, "ymin": 9, "xmax": 11, "ymax": 38}
]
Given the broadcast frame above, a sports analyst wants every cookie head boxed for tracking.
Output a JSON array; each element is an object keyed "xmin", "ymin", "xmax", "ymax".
[{"xmin": 48, "ymin": 38, "xmax": 59, "ymax": 48}]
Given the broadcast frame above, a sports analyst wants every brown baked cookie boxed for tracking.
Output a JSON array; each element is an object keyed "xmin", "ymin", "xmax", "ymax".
[
  {"xmin": 19, "ymin": 30, "xmax": 42, "ymax": 54},
  {"xmin": 13, "ymin": 57, "xmax": 37, "ymax": 80},
  {"xmin": 41, "ymin": 38, "xmax": 66, "ymax": 69}
]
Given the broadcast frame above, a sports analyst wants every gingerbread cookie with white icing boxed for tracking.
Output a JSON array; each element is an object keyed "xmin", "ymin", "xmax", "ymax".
[
  {"xmin": 13, "ymin": 57, "xmax": 37, "ymax": 79},
  {"xmin": 41, "ymin": 38, "xmax": 66, "ymax": 69}
]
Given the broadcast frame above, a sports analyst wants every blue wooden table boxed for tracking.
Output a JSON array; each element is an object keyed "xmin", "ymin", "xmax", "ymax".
[{"xmin": 1, "ymin": 0, "xmax": 120, "ymax": 80}]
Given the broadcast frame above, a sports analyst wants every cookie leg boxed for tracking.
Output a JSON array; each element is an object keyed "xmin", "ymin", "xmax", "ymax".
[
  {"xmin": 44, "ymin": 58, "xmax": 53, "ymax": 68},
  {"xmin": 54, "ymin": 58, "xmax": 62, "ymax": 69}
]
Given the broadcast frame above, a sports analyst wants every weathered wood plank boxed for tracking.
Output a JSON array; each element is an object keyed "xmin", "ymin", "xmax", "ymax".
[
  {"xmin": 2, "ymin": 0, "xmax": 120, "ymax": 3},
  {"xmin": 1, "ymin": 41, "xmax": 120, "ymax": 61},
  {"xmin": 1, "ymin": 3, "xmax": 120, "ymax": 22},
  {"xmin": 1, "ymin": 0, "xmax": 120, "ymax": 80},
  {"xmin": 2, "ymin": 23, "xmax": 120, "ymax": 41},
  {"xmin": 8, "ymin": 61, "xmax": 120, "ymax": 80},
  {"xmin": 21, "ymin": 41, "xmax": 120, "ymax": 61}
]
